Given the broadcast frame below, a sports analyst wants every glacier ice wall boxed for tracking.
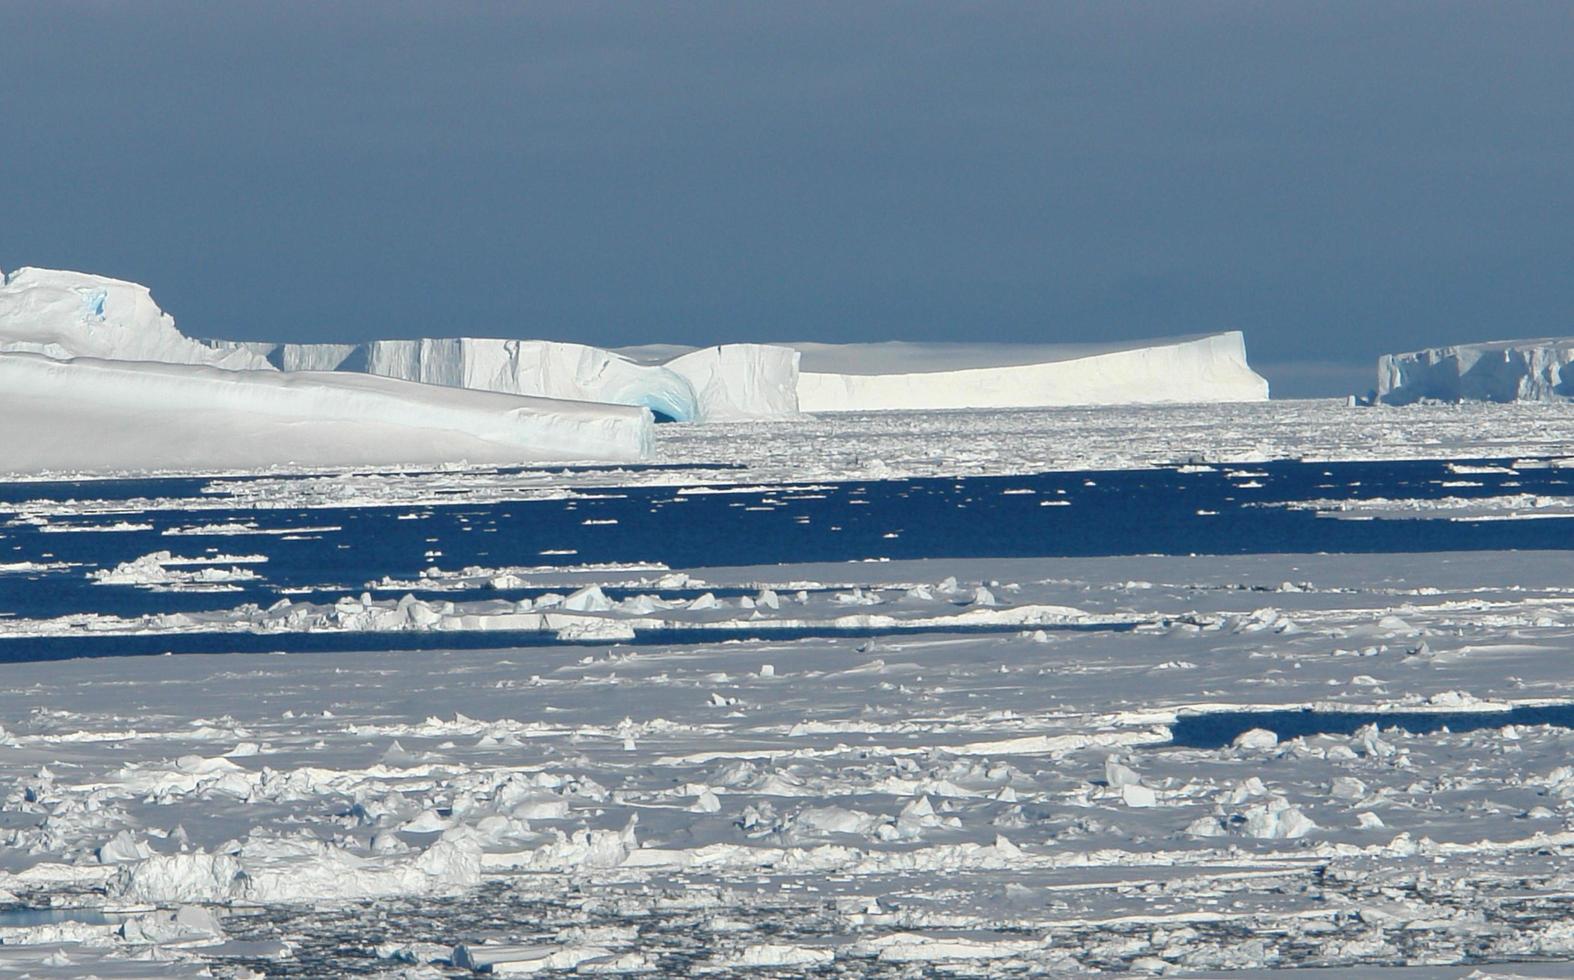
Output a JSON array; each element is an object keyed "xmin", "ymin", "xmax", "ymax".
[
  {"xmin": 0, "ymin": 353, "xmax": 653, "ymax": 474},
  {"xmin": 372, "ymin": 339, "xmax": 700, "ymax": 422},
  {"xmin": 0, "ymin": 268, "xmax": 271, "ymax": 370},
  {"xmin": 248, "ymin": 338, "xmax": 702, "ymax": 421},
  {"xmin": 254, "ymin": 331, "xmax": 1265, "ymax": 419},
  {"xmin": 1378, "ymin": 339, "xmax": 1574, "ymax": 405},
  {"xmin": 660, "ymin": 344, "xmax": 802, "ymax": 420},
  {"xmin": 792, "ymin": 332, "xmax": 1269, "ymax": 411},
  {"xmin": 244, "ymin": 339, "xmax": 802, "ymax": 421},
  {"xmin": 617, "ymin": 343, "xmax": 803, "ymax": 419}
]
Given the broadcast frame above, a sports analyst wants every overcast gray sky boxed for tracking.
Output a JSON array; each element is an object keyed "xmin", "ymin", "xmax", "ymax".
[{"xmin": 3, "ymin": 2, "xmax": 1570, "ymax": 396}]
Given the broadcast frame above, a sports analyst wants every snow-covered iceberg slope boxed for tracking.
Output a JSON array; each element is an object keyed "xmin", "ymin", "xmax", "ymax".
[
  {"xmin": 0, "ymin": 267, "xmax": 270, "ymax": 370},
  {"xmin": 790, "ymin": 331, "xmax": 1268, "ymax": 411},
  {"xmin": 0, "ymin": 353, "xmax": 653, "ymax": 474},
  {"xmin": 1378, "ymin": 338, "xmax": 1574, "ymax": 405},
  {"xmin": 219, "ymin": 339, "xmax": 802, "ymax": 421}
]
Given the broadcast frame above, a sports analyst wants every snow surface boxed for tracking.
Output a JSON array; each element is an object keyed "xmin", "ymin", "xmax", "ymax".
[
  {"xmin": 792, "ymin": 331, "xmax": 1270, "ymax": 411},
  {"xmin": 6, "ymin": 545, "xmax": 1574, "ymax": 973},
  {"xmin": 1379, "ymin": 337, "xmax": 1574, "ymax": 404},
  {"xmin": 0, "ymin": 353, "xmax": 653, "ymax": 474}
]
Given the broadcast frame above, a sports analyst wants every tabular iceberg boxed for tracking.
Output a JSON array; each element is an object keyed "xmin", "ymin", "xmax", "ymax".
[
  {"xmin": 789, "ymin": 332, "xmax": 1269, "ymax": 411},
  {"xmin": 244, "ymin": 332, "xmax": 1268, "ymax": 418},
  {"xmin": 0, "ymin": 268, "xmax": 653, "ymax": 473},
  {"xmin": 0, "ymin": 353, "xmax": 653, "ymax": 473},
  {"xmin": 1378, "ymin": 338, "xmax": 1574, "ymax": 404},
  {"xmin": 2, "ymin": 266, "xmax": 1274, "ymax": 458}
]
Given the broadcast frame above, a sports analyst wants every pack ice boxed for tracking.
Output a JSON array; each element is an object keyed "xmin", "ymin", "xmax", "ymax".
[
  {"xmin": 1378, "ymin": 337, "xmax": 1574, "ymax": 404},
  {"xmin": 0, "ymin": 269, "xmax": 653, "ymax": 472}
]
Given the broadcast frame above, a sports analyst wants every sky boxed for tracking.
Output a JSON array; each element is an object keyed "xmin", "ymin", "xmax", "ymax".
[{"xmin": 3, "ymin": 3, "xmax": 1570, "ymax": 397}]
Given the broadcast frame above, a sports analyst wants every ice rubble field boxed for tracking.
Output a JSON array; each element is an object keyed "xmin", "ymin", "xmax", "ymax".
[{"xmin": 3, "ymin": 403, "xmax": 1574, "ymax": 976}]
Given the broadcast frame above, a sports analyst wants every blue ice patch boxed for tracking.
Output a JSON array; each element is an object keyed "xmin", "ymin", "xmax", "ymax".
[
  {"xmin": 76, "ymin": 288, "xmax": 108, "ymax": 319},
  {"xmin": 605, "ymin": 369, "xmax": 701, "ymax": 422}
]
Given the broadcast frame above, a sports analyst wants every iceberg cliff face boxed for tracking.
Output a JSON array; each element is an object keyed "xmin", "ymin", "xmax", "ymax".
[
  {"xmin": 242, "ymin": 338, "xmax": 705, "ymax": 421},
  {"xmin": 1378, "ymin": 339, "xmax": 1574, "ymax": 405},
  {"xmin": 618, "ymin": 343, "xmax": 803, "ymax": 420},
  {"xmin": 665, "ymin": 344, "xmax": 801, "ymax": 420},
  {"xmin": 791, "ymin": 332, "xmax": 1269, "ymax": 411},
  {"xmin": 239, "ymin": 339, "xmax": 803, "ymax": 421}
]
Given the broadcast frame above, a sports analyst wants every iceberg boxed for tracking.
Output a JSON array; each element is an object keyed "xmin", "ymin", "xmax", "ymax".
[
  {"xmin": 2, "ymin": 268, "xmax": 1271, "ymax": 441},
  {"xmin": 234, "ymin": 332, "xmax": 1267, "ymax": 419},
  {"xmin": 0, "ymin": 267, "xmax": 270, "ymax": 370},
  {"xmin": 218, "ymin": 338, "xmax": 803, "ymax": 422},
  {"xmin": 0, "ymin": 353, "xmax": 652, "ymax": 473},
  {"xmin": 789, "ymin": 332, "xmax": 1269, "ymax": 411},
  {"xmin": 1378, "ymin": 338, "xmax": 1574, "ymax": 405},
  {"xmin": 229, "ymin": 338, "xmax": 704, "ymax": 422},
  {"xmin": 0, "ymin": 268, "xmax": 653, "ymax": 473},
  {"xmin": 618, "ymin": 343, "xmax": 803, "ymax": 419}
]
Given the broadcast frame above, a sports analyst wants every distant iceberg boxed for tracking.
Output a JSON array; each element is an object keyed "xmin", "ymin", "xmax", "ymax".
[
  {"xmin": 789, "ymin": 332, "xmax": 1269, "ymax": 411},
  {"xmin": 1378, "ymin": 338, "xmax": 1574, "ymax": 404}
]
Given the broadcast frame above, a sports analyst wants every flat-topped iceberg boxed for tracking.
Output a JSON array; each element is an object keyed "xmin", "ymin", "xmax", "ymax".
[
  {"xmin": 1378, "ymin": 338, "xmax": 1574, "ymax": 404},
  {"xmin": 0, "ymin": 353, "xmax": 652, "ymax": 473},
  {"xmin": 2, "ymin": 268, "xmax": 1272, "ymax": 448},
  {"xmin": 789, "ymin": 332, "xmax": 1269, "ymax": 411},
  {"xmin": 233, "ymin": 332, "xmax": 1268, "ymax": 418},
  {"xmin": 0, "ymin": 268, "xmax": 653, "ymax": 472}
]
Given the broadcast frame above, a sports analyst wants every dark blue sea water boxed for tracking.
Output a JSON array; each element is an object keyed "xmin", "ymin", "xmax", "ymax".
[
  {"xmin": 0, "ymin": 621, "xmax": 1134, "ymax": 664},
  {"xmin": 1170, "ymin": 705, "xmax": 1574, "ymax": 749},
  {"xmin": 0, "ymin": 456, "xmax": 1569, "ymax": 659}
]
